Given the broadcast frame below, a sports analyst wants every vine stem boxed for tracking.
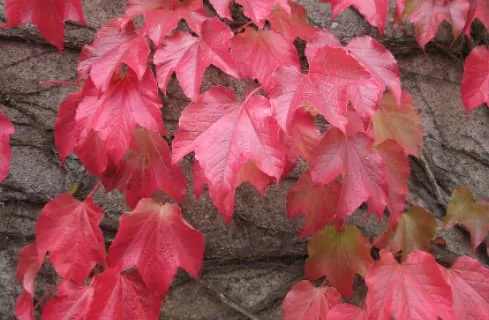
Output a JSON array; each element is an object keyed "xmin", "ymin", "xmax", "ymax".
[
  {"xmin": 244, "ymin": 86, "xmax": 263, "ymax": 104},
  {"xmin": 34, "ymin": 283, "xmax": 58, "ymax": 310},
  {"xmin": 86, "ymin": 181, "xmax": 102, "ymax": 199}
]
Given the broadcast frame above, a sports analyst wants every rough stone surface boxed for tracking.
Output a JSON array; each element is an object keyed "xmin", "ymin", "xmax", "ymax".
[{"xmin": 0, "ymin": 1, "xmax": 487, "ymax": 319}]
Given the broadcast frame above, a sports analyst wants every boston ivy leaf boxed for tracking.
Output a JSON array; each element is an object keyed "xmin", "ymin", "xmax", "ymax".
[
  {"xmin": 86, "ymin": 269, "xmax": 163, "ymax": 319},
  {"xmin": 282, "ymin": 280, "xmax": 341, "ymax": 320},
  {"xmin": 0, "ymin": 108, "xmax": 14, "ymax": 182},
  {"xmin": 78, "ymin": 19, "xmax": 150, "ymax": 91},
  {"xmin": 230, "ymin": 27, "xmax": 300, "ymax": 91},
  {"xmin": 287, "ymin": 172, "xmax": 341, "ymax": 237},
  {"xmin": 74, "ymin": 70, "xmax": 164, "ymax": 168},
  {"xmin": 107, "ymin": 199, "xmax": 205, "ymax": 296},
  {"xmin": 208, "ymin": 0, "xmax": 232, "ymax": 19},
  {"xmin": 154, "ymin": 18, "xmax": 238, "ymax": 100},
  {"xmin": 375, "ymin": 206, "xmax": 436, "ymax": 261},
  {"xmin": 42, "ymin": 281, "xmax": 93, "ymax": 320},
  {"xmin": 102, "ymin": 128, "xmax": 187, "ymax": 208},
  {"xmin": 365, "ymin": 250, "xmax": 453, "ymax": 320},
  {"xmin": 309, "ymin": 125, "xmax": 388, "ymax": 220},
  {"xmin": 305, "ymin": 224, "xmax": 373, "ymax": 297},
  {"xmin": 461, "ymin": 46, "xmax": 489, "ymax": 112},
  {"xmin": 1, "ymin": 0, "xmax": 86, "ymax": 50},
  {"xmin": 172, "ymin": 86, "xmax": 285, "ymax": 221},
  {"xmin": 375, "ymin": 141, "xmax": 410, "ymax": 225},
  {"xmin": 35, "ymin": 194, "xmax": 106, "ymax": 283},
  {"xmin": 319, "ymin": 0, "xmax": 389, "ymax": 34},
  {"xmin": 346, "ymin": 36, "xmax": 402, "ymax": 104},
  {"xmin": 404, "ymin": 0, "xmax": 470, "ymax": 48},
  {"xmin": 444, "ymin": 186, "xmax": 489, "ymax": 250},
  {"xmin": 124, "ymin": 0, "xmax": 206, "ymax": 45},
  {"xmin": 442, "ymin": 255, "xmax": 489, "ymax": 320},
  {"xmin": 15, "ymin": 244, "xmax": 41, "ymax": 320},
  {"xmin": 268, "ymin": 2, "xmax": 318, "ymax": 42},
  {"xmin": 235, "ymin": 0, "xmax": 290, "ymax": 26},
  {"xmin": 327, "ymin": 304, "xmax": 367, "ymax": 320},
  {"xmin": 464, "ymin": 0, "xmax": 489, "ymax": 36},
  {"xmin": 372, "ymin": 91, "xmax": 424, "ymax": 156}
]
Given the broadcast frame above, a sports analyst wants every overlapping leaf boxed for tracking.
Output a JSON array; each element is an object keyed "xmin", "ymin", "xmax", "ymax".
[
  {"xmin": 42, "ymin": 281, "xmax": 93, "ymax": 320},
  {"xmin": 0, "ymin": 108, "xmax": 14, "ymax": 183},
  {"xmin": 15, "ymin": 244, "xmax": 41, "ymax": 320},
  {"xmin": 1, "ymin": 0, "xmax": 86, "ymax": 50},
  {"xmin": 375, "ymin": 206, "xmax": 436, "ymax": 261},
  {"xmin": 375, "ymin": 141, "xmax": 410, "ymax": 225},
  {"xmin": 464, "ymin": 0, "xmax": 489, "ymax": 35},
  {"xmin": 309, "ymin": 123, "xmax": 388, "ymax": 220},
  {"xmin": 154, "ymin": 18, "xmax": 238, "ymax": 99},
  {"xmin": 86, "ymin": 269, "xmax": 163, "ymax": 319},
  {"xmin": 172, "ymin": 87, "xmax": 284, "ymax": 221},
  {"xmin": 444, "ymin": 186, "xmax": 489, "ymax": 250},
  {"xmin": 462, "ymin": 46, "xmax": 489, "ymax": 112},
  {"xmin": 102, "ymin": 128, "xmax": 187, "ymax": 208},
  {"xmin": 235, "ymin": 0, "xmax": 290, "ymax": 26},
  {"xmin": 230, "ymin": 27, "xmax": 300, "ymax": 91},
  {"xmin": 107, "ymin": 199, "xmax": 205, "ymax": 296},
  {"xmin": 287, "ymin": 172, "xmax": 341, "ymax": 237},
  {"xmin": 78, "ymin": 19, "xmax": 150, "ymax": 91},
  {"xmin": 320, "ymin": 0, "xmax": 389, "ymax": 33},
  {"xmin": 268, "ymin": 2, "xmax": 318, "ymax": 42},
  {"xmin": 328, "ymin": 304, "xmax": 366, "ymax": 320},
  {"xmin": 305, "ymin": 224, "xmax": 373, "ymax": 297},
  {"xmin": 442, "ymin": 255, "xmax": 489, "ymax": 319},
  {"xmin": 282, "ymin": 280, "xmax": 341, "ymax": 320},
  {"xmin": 124, "ymin": 0, "xmax": 206, "ymax": 45},
  {"xmin": 35, "ymin": 194, "xmax": 106, "ymax": 283},
  {"xmin": 404, "ymin": 0, "xmax": 470, "ymax": 48},
  {"xmin": 372, "ymin": 91, "xmax": 424, "ymax": 156},
  {"xmin": 365, "ymin": 250, "xmax": 453, "ymax": 320}
]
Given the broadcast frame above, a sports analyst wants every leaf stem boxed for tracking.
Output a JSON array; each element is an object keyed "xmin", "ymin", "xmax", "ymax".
[{"xmin": 86, "ymin": 181, "xmax": 102, "ymax": 199}]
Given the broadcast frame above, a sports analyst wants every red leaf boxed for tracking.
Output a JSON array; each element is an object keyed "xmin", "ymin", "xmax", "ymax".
[
  {"xmin": 405, "ymin": 0, "xmax": 470, "ymax": 48},
  {"xmin": 102, "ymin": 128, "xmax": 187, "ymax": 208},
  {"xmin": 268, "ymin": 2, "xmax": 318, "ymax": 42},
  {"xmin": 74, "ymin": 70, "xmax": 164, "ymax": 168},
  {"xmin": 464, "ymin": 0, "xmax": 489, "ymax": 35},
  {"xmin": 125, "ymin": 0, "xmax": 206, "ymax": 45},
  {"xmin": 443, "ymin": 255, "xmax": 489, "ymax": 319},
  {"xmin": 320, "ymin": 0, "xmax": 389, "ymax": 33},
  {"xmin": 327, "ymin": 304, "xmax": 366, "ymax": 320},
  {"xmin": 310, "ymin": 125, "xmax": 388, "ymax": 220},
  {"xmin": 42, "ymin": 281, "xmax": 93, "ymax": 320},
  {"xmin": 282, "ymin": 280, "xmax": 341, "ymax": 320},
  {"xmin": 0, "ymin": 107, "xmax": 14, "ymax": 182},
  {"xmin": 305, "ymin": 30, "xmax": 342, "ymax": 61},
  {"xmin": 78, "ymin": 19, "xmax": 150, "ymax": 91},
  {"xmin": 54, "ymin": 91, "xmax": 82, "ymax": 164},
  {"xmin": 305, "ymin": 224, "xmax": 373, "ymax": 297},
  {"xmin": 16, "ymin": 244, "xmax": 41, "ymax": 295},
  {"xmin": 235, "ymin": 0, "xmax": 290, "ymax": 26},
  {"xmin": 375, "ymin": 141, "xmax": 410, "ymax": 225},
  {"xmin": 16, "ymin": 290, "xmax": 34, "ymax": 320},
  {"xmin": 208, "ymin": 0, "xmax": 232, "ymax": 19},
  {"xmin": 172, "ymin": 87, "xmax": 284, "ymax": 221},
  {"xmin": 230, "ymin": 27, "xmax": 300, "ymax": 91},
  {"xmin": 1, "ymin": 0, "xmax": 86, "ymax": 50},
  {"xmin": 154, "ymin": 18, "xmax": 238, "ymax": 99},
  {"xmin": 372, "ymin": 91, "xmax": 424, "ymax": 157},
  {"xmin": 36, "ymin": 194, "xmax": 105, "ymax": 283},
  {"xmin": 346, "ymin": 36, "xmax": 402, "ymax": 104},
  {"xmin": 365, "ymin": 250, "xmax": 453, "ymax": 320},
  {"xmin": 107, "ymin": 199, "xmax": 205, "ymax": 296},
  {"xmin": 86, "ymin": 269, "xmax": 163, "ymax": 319},
  {"xmin": 462, "ymin": 46, "xmax": 489, "ymax": 112},
  {"xmin": 287, "ymin": 172, "xmax": 341, "ymax": 237},
  {"xmin": 308, "ymin": 46, "xmax": 383, "ymax": 131}
]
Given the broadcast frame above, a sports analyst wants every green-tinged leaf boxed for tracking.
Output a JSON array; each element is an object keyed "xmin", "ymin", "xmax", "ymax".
[
  {"xmin": 372, "ymin": 91, "xmax": 423, "ymax": 157},
  {"xmin": 445, "ymin": 186, "xmax": 489, "ymax": 250},
  {"xmin": 375, "ymin": 206, "xmax": 436, "ymax": 261},
  {"xmin": 305, "ymin": 224, "xmax": 373, "ymax": 297}
]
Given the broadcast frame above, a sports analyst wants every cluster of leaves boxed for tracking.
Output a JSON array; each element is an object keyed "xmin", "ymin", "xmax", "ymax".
[{"xmin": 1, "ymin": 0, "xmax": 489, "ymax": 319}]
